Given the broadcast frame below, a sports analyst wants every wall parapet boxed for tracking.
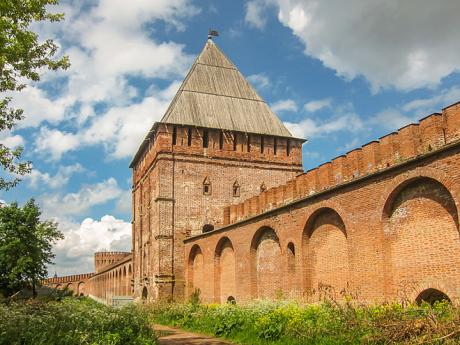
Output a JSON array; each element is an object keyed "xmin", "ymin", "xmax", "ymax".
[
  {"xmin": 223, "ymin": 102, "xmax": 460, "ymax": 226},
  {"xmin": 43, "ymin": 273, "xmax": 94, "ymax": 285}
]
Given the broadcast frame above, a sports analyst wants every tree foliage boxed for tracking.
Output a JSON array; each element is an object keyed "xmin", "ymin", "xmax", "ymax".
[
  {"xmin": 0, "ymin": 0, "xmax": 70, "ymax": 189},
  {"xmin": 0, "ymin": 199, "xmax": 63, "ymax": 297}
]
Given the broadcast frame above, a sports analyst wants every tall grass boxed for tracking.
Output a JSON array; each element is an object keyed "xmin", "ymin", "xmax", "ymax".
[
  {"xmin": 0, "ymin": 297, "xmax": 156, "ymax": 345},
  {"xmin": 149, "ymin": 299, "xmax": 460, "ymax": 344}
]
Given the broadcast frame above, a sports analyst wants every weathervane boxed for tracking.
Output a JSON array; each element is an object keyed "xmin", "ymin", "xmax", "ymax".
[{"xmin": 208, "ymin": 28, "xmax": 219, "ymax": 40}]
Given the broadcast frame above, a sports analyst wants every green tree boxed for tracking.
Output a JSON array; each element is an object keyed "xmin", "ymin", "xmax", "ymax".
[
  {"xmin": 0, "ymin": 199, "xmax": 63, "ymax": 297},
  {"xmin": 0, "ymin": 0, "xmax": 70, "ymax": 189}
]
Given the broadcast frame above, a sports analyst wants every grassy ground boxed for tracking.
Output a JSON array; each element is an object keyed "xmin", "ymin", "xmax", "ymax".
[
  {"xmin": 148, "ymin": 299, "xmax": 460, "ymax": 344},
  {"xmin": 0, "ymin": 297, "xmax": 157, "ymax": 345}
]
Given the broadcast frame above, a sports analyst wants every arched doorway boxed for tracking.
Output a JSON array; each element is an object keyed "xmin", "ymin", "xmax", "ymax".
[
  {"xmin": 416, "ymin": 288, "xmax": 451, "ymax": 305},
  {"xmin": 142, "ymin": 286, "xmax": 148, "ymax": 300}
]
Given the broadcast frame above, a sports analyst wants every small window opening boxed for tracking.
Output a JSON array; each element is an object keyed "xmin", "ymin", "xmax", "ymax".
[
  {"xmin": 227, "ymin": 296, "xmax": 236, "ymax": 304},
  {"xmin": 233, "ymin": 181, "xmax": 240, "ymax": 197},
  {"xmin": 260, "ymin": 182, "xmax": 267, "ymax": 192},
  {"xmin": 203, "ymin": 177, "xmax": 211, "ymax": 195},
  {"xmin": 287, "ymin": 140, "xmax": 291, "ymax": 156},
  {"xmin": 261, "ymin": 136, "xmax": 265, "ymax": 153},
  {"xmin": 203, "ymin": 130, "xmax": 209, "ymax": 148},
  {"xmin": 187, "ymin": 128, "xmax": 192, "ymax": 146},
  {"xmin": 274, "ymin": 137, "xmax": 277, "ymax": 155},
  {"xmin": 219, "ymin": 131, "xmax": 224, "ymax": 150},
  {"xmin": 233, "ymin": 133, "xmax": 237, "ymax": 151},
  {"xmin": 247, "ymin": 134, "xmax": 251, "ymax": 152},
  {"xmin": 172, "ymin": 126, "xmax": 177, "ymax": 145},
  {"xmin": 202, "ymin": 224, "xmax": 214, "ymax": 233}
]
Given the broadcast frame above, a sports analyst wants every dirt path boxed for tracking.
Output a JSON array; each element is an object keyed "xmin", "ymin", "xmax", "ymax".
[{"xmin": 154, "ymin": 324, "xmax": 235, "ymax": 345}]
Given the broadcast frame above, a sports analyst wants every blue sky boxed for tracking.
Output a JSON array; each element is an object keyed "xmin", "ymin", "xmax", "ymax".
[{"xmin": 2, "ymin": 0, "xmax": 460, "ymax": 275}]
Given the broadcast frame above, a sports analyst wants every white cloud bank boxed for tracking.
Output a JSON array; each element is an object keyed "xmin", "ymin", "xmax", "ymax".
[
  {"xmin": 246, "ymin": 0, "xmax": 460, "ymax": 91},
  {"xmin": 51, "ymin": 215, "xmax": 131, "ymax": 275},
  {"xmin": 11, "ymin": 0, "xmax": 199, "ymax": 160}
]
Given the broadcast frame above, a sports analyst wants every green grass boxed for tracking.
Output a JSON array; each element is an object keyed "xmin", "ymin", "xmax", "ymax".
[
  {"xmin": 148, "ymin": 299, "xmax": 460, "ymax": 344},
  {"xmin": 0, "ymin": 297, "xmax": 157, "ymax": 345}
]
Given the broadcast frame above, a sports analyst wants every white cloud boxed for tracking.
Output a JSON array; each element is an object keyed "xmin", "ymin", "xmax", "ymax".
[
  {"xmin": 402, "ymin": 86, "xmax": 460, "ymax": 112},
  {"xmin": 27, "ymin": 163, "xmax": 84, "ymax": 189},
  {"xmin": 248, "ymin": 73, "xmax": 270, "ymax": 90},
  {"xmin": 304, "ymin": 98, "xmax": 332, "ymax": 112},
  {"xmin": 245, "ymin": 0, "xmax": 271, "ymax": 29},
  {"xmin": 34, "ymin": 127, "xmax": 80, "ymax": 161},
  {"xmin": 50, "ymin": 215, "xmax": 131, "ymax": 275},
  {"xmin": 41, "ymin": 177, "xmax": 123, "ymax": 218},
  {"xmin": 13, "ymin": 0, "xmax": 199, "ymax": 160},
  {"xmin": 271, "ymin": 99, "xmax": 298, "ymax": 113},
  {"xmin": 116, "ymin": 190, "xmax": 132, "ymax": 215},
  {"xmin": 0, "ymin": 133, "xmax": 25, "ymax": 148},
  {"xmin": 284, "ymin": 112, "xmax": 364, "ymax": 139},
  {"xmin": 262, "ymin": 0, "xmax": 460, "ymax": 91}
]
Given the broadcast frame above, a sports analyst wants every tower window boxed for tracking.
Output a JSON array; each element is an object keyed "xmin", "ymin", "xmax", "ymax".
[
  {"xmin": 187, "ymin": 128, "xmax": 192, "ymax": 146},
  {"xmin": 233, "ymin": 181, "xmax": 240, "ymax": 197},
  {"xmin": 260, "ymin": 182, "xmax": 267, "ymax": 192},
  {"xmin": 202, "ymin": 224, "xmax": 214, "ymax": 233},
  {"xmin": 274, "ymin": 137, "xmax": 277, "ymax": 155},
  {"xmin": 287, "ymin": 140, "xmax": 291, "ymax": 156},
  {"xmin": 219, "ymin": 131, "xmax": 224, "ymax": 150},
  {"xmin": 203, "ymin": 130, "xmax": 209, "ymax": 148},
  {"xmin": 203, "ymin": 177, "xmax": 211, "ymax": 195}
]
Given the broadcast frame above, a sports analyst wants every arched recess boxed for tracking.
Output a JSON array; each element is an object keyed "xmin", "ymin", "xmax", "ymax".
[
  {"xmin": 285, "ymin": 242, "xmax": 297, "ymax": 297},
  {"xmin": 78, "ymin": 281, "xmax": 85, "ymax": 296},
  {"xmin": 66, "ymin": 283, "xmax": 74, "ymax": 293},
  {"xmin": 214, "ymin": 237, "xmax": 236, "ymax": 303},
  {"xmin": 303, "ymin": 207, "xmax": 349, "ymax": 296},
  {"xmin": 416, "ymin": 288, "xmax": 451, "ymax": 305},
  {"xmin": 188, "ymin": 244, "xmax": 205, "ymax": 298},
  {"xmin": 250, "ymin": 226, "xmax": 282, "ymax": 299},
  {"xmin": 383, "ymin": 177, "xmax": 460, "ymax": 297}
]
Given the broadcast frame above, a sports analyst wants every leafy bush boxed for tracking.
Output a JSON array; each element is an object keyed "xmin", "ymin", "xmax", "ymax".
[
  {"xmin": 149, "ymin": 299, "xmax": 460, "ymax": 344},
  {"xmin": 0, "ymin": 297, "xmax": 156, "ymax": 345}
]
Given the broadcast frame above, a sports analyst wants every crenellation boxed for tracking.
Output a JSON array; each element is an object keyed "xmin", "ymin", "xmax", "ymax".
[
  {"xmin": 418, "ymin": 113, "xmax": 445, "ymax": 152},
  {"xmin": 443, "ymin": 101, "xmax": 460, "ymax": 143}
]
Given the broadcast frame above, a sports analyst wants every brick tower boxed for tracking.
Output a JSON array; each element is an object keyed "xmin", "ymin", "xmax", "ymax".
[{"xmin": 130, "ymin": 38, "xmax": 305, "ymax": 301}]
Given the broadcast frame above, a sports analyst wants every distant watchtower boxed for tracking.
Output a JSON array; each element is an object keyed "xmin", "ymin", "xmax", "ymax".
[{"xmin": 130, "ymin": 38, "xmax": 305, "ymax": 301}]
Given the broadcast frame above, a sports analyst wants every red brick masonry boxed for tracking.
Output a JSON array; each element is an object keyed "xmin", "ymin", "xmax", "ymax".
[{"xmin": 45, "ymin": 102, "xmax": 460, "ymax": 305}]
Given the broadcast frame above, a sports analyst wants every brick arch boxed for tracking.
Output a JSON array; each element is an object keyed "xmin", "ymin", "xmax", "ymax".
[
  {"xmin": 380, "ymin": 167, "xmax": 460, "ymax": 225},
  {"xmin": 187, "ymin": 244, "xmax": 205, "ymax": 298},
  {"xmin": 66, "ymin": 283, "xmax": 74, "ymax": 292},
  {"xmin": 303, "ymin": 207, "xmax": 349, "ymax": 298},
  {"xmin": 77, "ymin": 281, "xmax": 85, "ymax": 296},
  {"xmin": 381, "ymin": 175, "xmax": 460, "ymax": 299},
  {"xmin": 214, "ymin": 237, "xmax": 236, "ymax": 303},
  {"xmin": 250, "ymin": 226, "xmax": 282, "ymax": 299}
]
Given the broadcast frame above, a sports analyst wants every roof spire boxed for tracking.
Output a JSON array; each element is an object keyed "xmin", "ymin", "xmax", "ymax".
[{"xmin": 208, "ymin": 28, "xmax": 219, "ymax": 40}]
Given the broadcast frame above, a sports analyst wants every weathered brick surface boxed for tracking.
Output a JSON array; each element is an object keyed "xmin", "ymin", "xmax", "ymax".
[
  {"xmin": 50, "ymin": 102, "xmax": 460, "ymax": 305},
  {"xmin": 184, "ymin": 103, "xmax": 460, "ymax": 304}
]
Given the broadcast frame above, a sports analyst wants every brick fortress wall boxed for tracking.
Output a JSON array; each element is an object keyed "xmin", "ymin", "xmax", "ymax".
[
  {"xmin": 131, "ymin": 123, "xmax": 304, "ymax": 301},
  {"xmin": 184, "ymin": 102, "xmax": 460, "ymax": 304}
]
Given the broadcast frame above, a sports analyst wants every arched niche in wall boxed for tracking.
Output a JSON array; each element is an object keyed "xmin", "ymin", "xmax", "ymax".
[
  {"xmin": 303, "ymin": 207, "xmax": 349, "ymax": 299},
  {"xmin": 214, "ymin": 237, "xmax": 236, "ymax": 303}
]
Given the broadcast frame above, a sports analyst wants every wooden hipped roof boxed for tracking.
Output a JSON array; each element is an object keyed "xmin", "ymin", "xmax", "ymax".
[
  {"xmin": 130, "ymin": 39, "xmax": 298, "ymax": 168},
  {"xmin": 160, "ymin": 39, "xmax": 292, "ymax": 137}
]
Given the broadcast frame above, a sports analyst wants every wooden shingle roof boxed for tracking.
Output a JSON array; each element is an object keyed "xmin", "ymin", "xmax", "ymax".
[{"xmin": 160, "ymin": 39, "xmax": 292, "ymax": 137}]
